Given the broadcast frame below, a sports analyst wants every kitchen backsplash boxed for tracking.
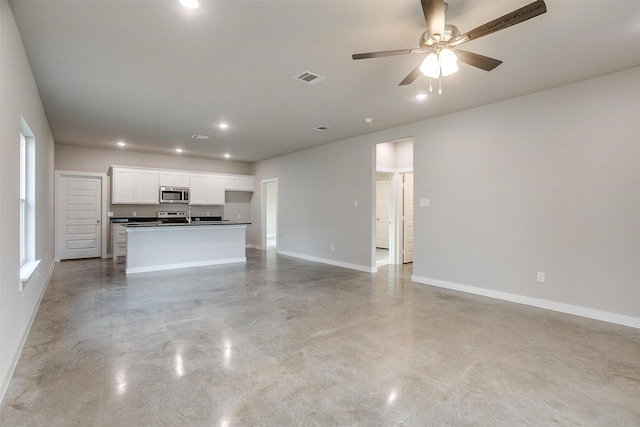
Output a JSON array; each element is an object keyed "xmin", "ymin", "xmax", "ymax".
[{"xmin": 111, "ymin": 205, "xmax": 223, "ymax": 218}]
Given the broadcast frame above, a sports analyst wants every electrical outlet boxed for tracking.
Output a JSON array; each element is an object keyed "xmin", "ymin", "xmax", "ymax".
[
  {"xmin": 354, "ymin": 200, "xmax": 358, "ymax": 207},
  {"xmin": 330, "ymin": 244, "xmax": 335, "ymax": 251},
  {"xmin": 238, "ymin": 214, "xmax": 241, "ymax": 220},
  {"xmin": 108, "ymin": 211, "xmax": 114, "ymax": 217},
  {"xmin": 132, "ymin": 211, "xmax": 137, "ymax": 216},
  {"xmin": 537, "ymin": 272, "xmax": 545, "ymax": 283}
]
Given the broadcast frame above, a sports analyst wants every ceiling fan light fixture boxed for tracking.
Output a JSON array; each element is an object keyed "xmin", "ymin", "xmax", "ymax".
[
  {"xmin": 439, "ymin": 48, "xmax": 459, "ymax": 76},
  {"xmin": 179, "ymin": 0, "xmax": 200, "ymax": 9},
  {"xmin": 420, "ymin": 53, "xmax": 440, "ymax": 78}
]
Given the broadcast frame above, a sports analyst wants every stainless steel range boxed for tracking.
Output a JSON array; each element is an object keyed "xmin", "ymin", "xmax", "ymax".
[{"xmin": 157, "ymin": 211, "xmax": 189, "ymax": 224}]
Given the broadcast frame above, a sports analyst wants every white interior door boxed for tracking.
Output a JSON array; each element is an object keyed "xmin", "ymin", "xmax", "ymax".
[
  {"xmin": 262, "ymin": 178, "xmax": 278, "ymax": 249},
  {"xmin": 376, "ymin": 180, "xmax": 390, "ymax": 248},
  {"xmin": 59, "ymin": 175, "xmax": 102, "ymax": 259},
  {"xmin": 403, "ymin": 173, "xmax": 414, "ymax": 263},
  {"xmin": 266, "ymin": 181, "xmax": 277, "ymax": 247}
]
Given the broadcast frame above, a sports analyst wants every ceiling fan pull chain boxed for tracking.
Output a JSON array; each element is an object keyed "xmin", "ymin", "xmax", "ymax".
[
  {"xmin": 429, "ymin": 77, "xmax": 433, "ymax": 93},
  {"xmin": 438, "ymin": 74, "xmax": 442, "ymax": 95}
]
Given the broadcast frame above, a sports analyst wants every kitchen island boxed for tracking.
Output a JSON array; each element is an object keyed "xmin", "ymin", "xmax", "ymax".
[{"xmin": 125, "ymin": 222, "xmax": 249, "ymax": 274}]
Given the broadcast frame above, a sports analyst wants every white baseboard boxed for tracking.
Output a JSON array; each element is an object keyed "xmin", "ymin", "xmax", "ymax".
[
  {"xmin": 1, "ymin": 261, "xmax": 54, "ymax": 403},
  {"xmin": 126, "ymin": 258, "xmax": 246, "ymax": 274},
  {"xmin": 246, "ymin": 244, "xmax": 263, "ymax": 250},
  {"xmin": 411, "ymin": 275, "xmax": 640, "ymax": 330},
  {"xmin": 278, "ymin": 250, "xmax": 375, "ymax": 273}
]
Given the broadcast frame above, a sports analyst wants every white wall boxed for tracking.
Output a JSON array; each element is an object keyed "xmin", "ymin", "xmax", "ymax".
[
  {"xmin": 412, "ymin": 67, "xmax": 640, "ymax": 323},
  {"xmin": 375, "ymin": 139, "xmax": 413, "ymax": 171},
  {"xmin": 249, "ymin": 139, "xmax": 374, "ymax": 271},
  {"xmin": 55, "ymin": 144, "xmax": 253, "ymax": 176},
  {"xmin": 0, "ymin": 0, "xmax": 56, "ymax": 400},
  {"xmin": 249, "ymin": 67, "xmax": 640, "ymax": 323},
  {"xmin": 394, "ymin": 139, "xmax": 413, "ymax": 170},
  {"xmin": 375, "ymin": 141, "xmax": 396, "ymax": 170}
]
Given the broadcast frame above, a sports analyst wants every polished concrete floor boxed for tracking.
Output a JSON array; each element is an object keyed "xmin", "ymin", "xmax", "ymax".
[{"xmin": 1, "ymin": 249, "xmax": 639, "ymax": 426}]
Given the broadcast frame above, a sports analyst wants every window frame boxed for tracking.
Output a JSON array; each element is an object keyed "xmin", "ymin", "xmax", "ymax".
[{"xmin": 20, "ymin": 132, "xmax": 27, "ymax": 265}]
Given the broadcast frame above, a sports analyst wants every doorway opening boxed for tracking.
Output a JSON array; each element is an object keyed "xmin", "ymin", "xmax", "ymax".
[
  {"xmin": 374, "ymin": 138, "xmax": 414, "ymax": 268},
  {"xmin": 261, "ymin": 178, "xmax": 278, "ymax": 250}
]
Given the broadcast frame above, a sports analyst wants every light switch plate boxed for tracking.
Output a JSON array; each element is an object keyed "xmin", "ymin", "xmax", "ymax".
[{"xmin": 420, "ymin": 199, "xmax": 430, "ymax": 207}]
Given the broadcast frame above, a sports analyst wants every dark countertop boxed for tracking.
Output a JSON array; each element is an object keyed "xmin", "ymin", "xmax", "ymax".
[
  {"xmin": 110, "ymin": 217, "xmax": 158, "ymax": 223},
  {"xmin": 124, "ymin": 221, "xmax": 250, "ymax": 228},
  {"xmin": 111, "ymin": 216, "xmax": 225, "ymax": 224}
]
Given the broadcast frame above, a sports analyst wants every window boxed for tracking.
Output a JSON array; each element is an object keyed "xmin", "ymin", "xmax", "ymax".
[
  {"xmin": 19, "ymin": 117, "xmax": 38, "ymax": 289},
  {"xmin": 20, "ymin": 132, "xmax": 26, "ymax": 265}
]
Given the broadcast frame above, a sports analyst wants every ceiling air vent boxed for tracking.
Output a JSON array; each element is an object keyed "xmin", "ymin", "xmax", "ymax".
[
  {"xmin": 295, "ymin": 71, "xmax": 326, "ymax": 85},
  {"xmin": 314, "ymin": 125, "xmax": 331, "ymax": 132},
  {"xmin": 192, "ymin": 134, "xmax": 209, "ymax": 140}
]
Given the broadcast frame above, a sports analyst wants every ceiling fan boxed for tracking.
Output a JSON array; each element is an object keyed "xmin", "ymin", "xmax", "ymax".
[{"xmin": 352, "ymin": 0, "xmax": 547, "ymax": 91}]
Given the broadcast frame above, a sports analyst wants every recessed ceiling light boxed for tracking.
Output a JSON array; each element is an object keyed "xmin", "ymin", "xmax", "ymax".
[
  {"xmin": 117, "ymin": 141, "xmax": 126, "ymax": 147},
  {"xmin": 176, "ymin": 148, "xmax": 183, "ymax": 153},
  {"xmin": 219, "ymin": 123, "xmax": 229, "ymax": 130},
  {"xmin": 179, "ymin": 0, "xmax": 200, "ymax": 9},
  {"xmin": 416, "ymin": 93, "xmax": 428, "ymax": 100},
  {"xmin": 224, "ymin": 154, "xmax": 231, "ymax": 159}
]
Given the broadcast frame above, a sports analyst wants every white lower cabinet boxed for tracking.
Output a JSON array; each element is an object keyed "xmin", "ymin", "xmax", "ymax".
[
  {"xmin": 112, "ymin": 223, "xmax": 127, "ymax": 261},
  {"xmin": 190, "ymin": 173, "xmax": 225, "ymax": 205}
]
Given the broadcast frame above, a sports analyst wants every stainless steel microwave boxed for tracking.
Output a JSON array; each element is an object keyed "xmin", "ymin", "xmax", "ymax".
[{"xmin": 159, "ymin": 187, "xmax": 189, "ymax": 204}]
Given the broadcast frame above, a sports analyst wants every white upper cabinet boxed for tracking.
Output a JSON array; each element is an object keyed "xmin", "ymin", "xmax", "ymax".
[
  {"xmin": 224, "ymin": 175, "xmax": 254, "ymax": 192},
  {"xmin": 137, "ymin": 170, "xmax": 160, "ymax": 204},
  {"xmin": 112, "ymin": 168, "xmax": 136, "ymax": 203},
  {"xmin": 112, "ymin": 166, "xmax": 253, "ymax": 206},
  {"xmin": 112, "ymin": 167, "xmax": 159, "ymax": 205},
  {"xmin": 158, "ymin": 171, "xmax": 190, "ymax": 188},
  {"xmin": 190, "ymin": 173, "xmax": 225, "ymax": 205}
]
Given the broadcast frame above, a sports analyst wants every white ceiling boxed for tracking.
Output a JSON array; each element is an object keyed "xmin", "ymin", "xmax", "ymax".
[{"xmin": 9, "ymin": 0, "xmax": 640, "ymax": 163}]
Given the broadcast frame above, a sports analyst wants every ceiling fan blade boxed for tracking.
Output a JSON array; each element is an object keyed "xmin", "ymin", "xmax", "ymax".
[
  {"xmin": 455, "ymin": 0, "xmax": 547, "ymax": 44},
  {"xmin": 455, "ymin": 49, "xmax": 503, "ymax": 71},
  {"xmin": 399, "ymin": 63, "xmax": 423, "ymax": 86},
  {"xmin": 352, "ymin": 49, "xmax": 413, "ymax": 60},
  {"xmin": 421, "ymin": 0, "xmax": 445, "ymax": 40}
]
